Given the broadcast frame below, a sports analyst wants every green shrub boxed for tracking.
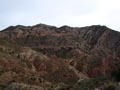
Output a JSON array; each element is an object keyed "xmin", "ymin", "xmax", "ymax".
[
  {"xmin": 0, "ymin": 85, "xmax": 6, "ymax": 90},
  {"xmin": 104, "ymin": 83, "xmax": 116, "ymax": 90},
  {"xmin": 0, "ymin": 67, "xmax": 6, "ymax": 75},
  {"xmin": 111, "ymin": 62, "xmax": 120, "ymax": 82},
  {"xmin": 69, "ymin": 77, "xmax": 106, "ymax": 90}
]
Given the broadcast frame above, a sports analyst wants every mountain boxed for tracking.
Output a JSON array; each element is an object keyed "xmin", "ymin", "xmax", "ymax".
[{"xmin": 0, "ymin": 24, "xmax": 120, "ymax": 90}]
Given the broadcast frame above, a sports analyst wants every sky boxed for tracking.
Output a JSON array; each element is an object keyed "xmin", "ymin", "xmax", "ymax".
[{"xmin": 0, "ymin": 0, "xmax": 120, "ymax": 31}]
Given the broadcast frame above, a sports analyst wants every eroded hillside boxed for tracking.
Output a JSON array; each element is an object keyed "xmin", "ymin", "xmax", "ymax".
[{"xmin": 0, "ymin": 24, "xmax": 120, "ymax": 90}]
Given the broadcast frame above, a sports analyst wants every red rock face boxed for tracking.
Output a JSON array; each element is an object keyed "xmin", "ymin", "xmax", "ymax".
[{"xmin": 0, "ymin": 24, "xmax": 120, "ymax": 86}]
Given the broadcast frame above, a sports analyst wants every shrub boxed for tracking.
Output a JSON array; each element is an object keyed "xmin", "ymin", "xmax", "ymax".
[
  {"xmin": 0, "ymin": 85, "xmax": 6, "ymax": 90},
  {"xmin": 104, "ymin": 83, "xmax": 116, "ymax": 90},
  {"xmin": 0, "ymin": 67, "xmax": 6, "ymax": 75}
]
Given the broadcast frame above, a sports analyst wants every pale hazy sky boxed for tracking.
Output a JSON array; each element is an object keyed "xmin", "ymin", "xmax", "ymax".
[{"xmin": 0, "ymin": 0, "xmax": 120, "ymax": 31}]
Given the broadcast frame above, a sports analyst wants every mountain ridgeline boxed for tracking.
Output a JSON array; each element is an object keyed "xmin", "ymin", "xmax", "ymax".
[{"xmin": 0, "ymin": 24, "xmax": 120, "ymax": 90}]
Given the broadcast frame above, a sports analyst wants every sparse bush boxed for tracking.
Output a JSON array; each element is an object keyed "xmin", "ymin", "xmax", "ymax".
[
  {"xmin": 0, "ymin": 85, "xmax": 6, "ymax": 90},
  {"xmin": 0, "ymin": 67, "xmax": 6, "ymax": 75},
  {"xmin": 104, "ymin": 83, "xmax": 116, "ymax": 90},
  {"xmin": 111, "ymin": 62, "xmax": 120, "ymax": 82},
  {"xmin": 70, "ymin": 77, "xmax": 106, "ymax": 90}
]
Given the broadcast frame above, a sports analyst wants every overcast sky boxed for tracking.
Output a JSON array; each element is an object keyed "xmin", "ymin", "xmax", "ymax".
[{"xmin": 0, "ymin": 0, "xmax": 120, "ymax": 31}]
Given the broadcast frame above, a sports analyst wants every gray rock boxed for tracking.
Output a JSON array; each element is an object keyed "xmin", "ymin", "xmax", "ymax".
[{"xmin": 5, "ymin": 82, "xmax": 44, "ymax": 90}]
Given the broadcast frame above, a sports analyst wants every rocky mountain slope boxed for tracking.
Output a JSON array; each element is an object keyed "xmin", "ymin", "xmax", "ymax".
[{"xmin": 0, "ymin": 24, "xmax": 120, "ymax": 90}]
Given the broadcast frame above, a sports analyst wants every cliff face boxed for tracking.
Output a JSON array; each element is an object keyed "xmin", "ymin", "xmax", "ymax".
[{"xmin": 0, "ymin": 24, "xmax": 120, "ymax": 89}]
